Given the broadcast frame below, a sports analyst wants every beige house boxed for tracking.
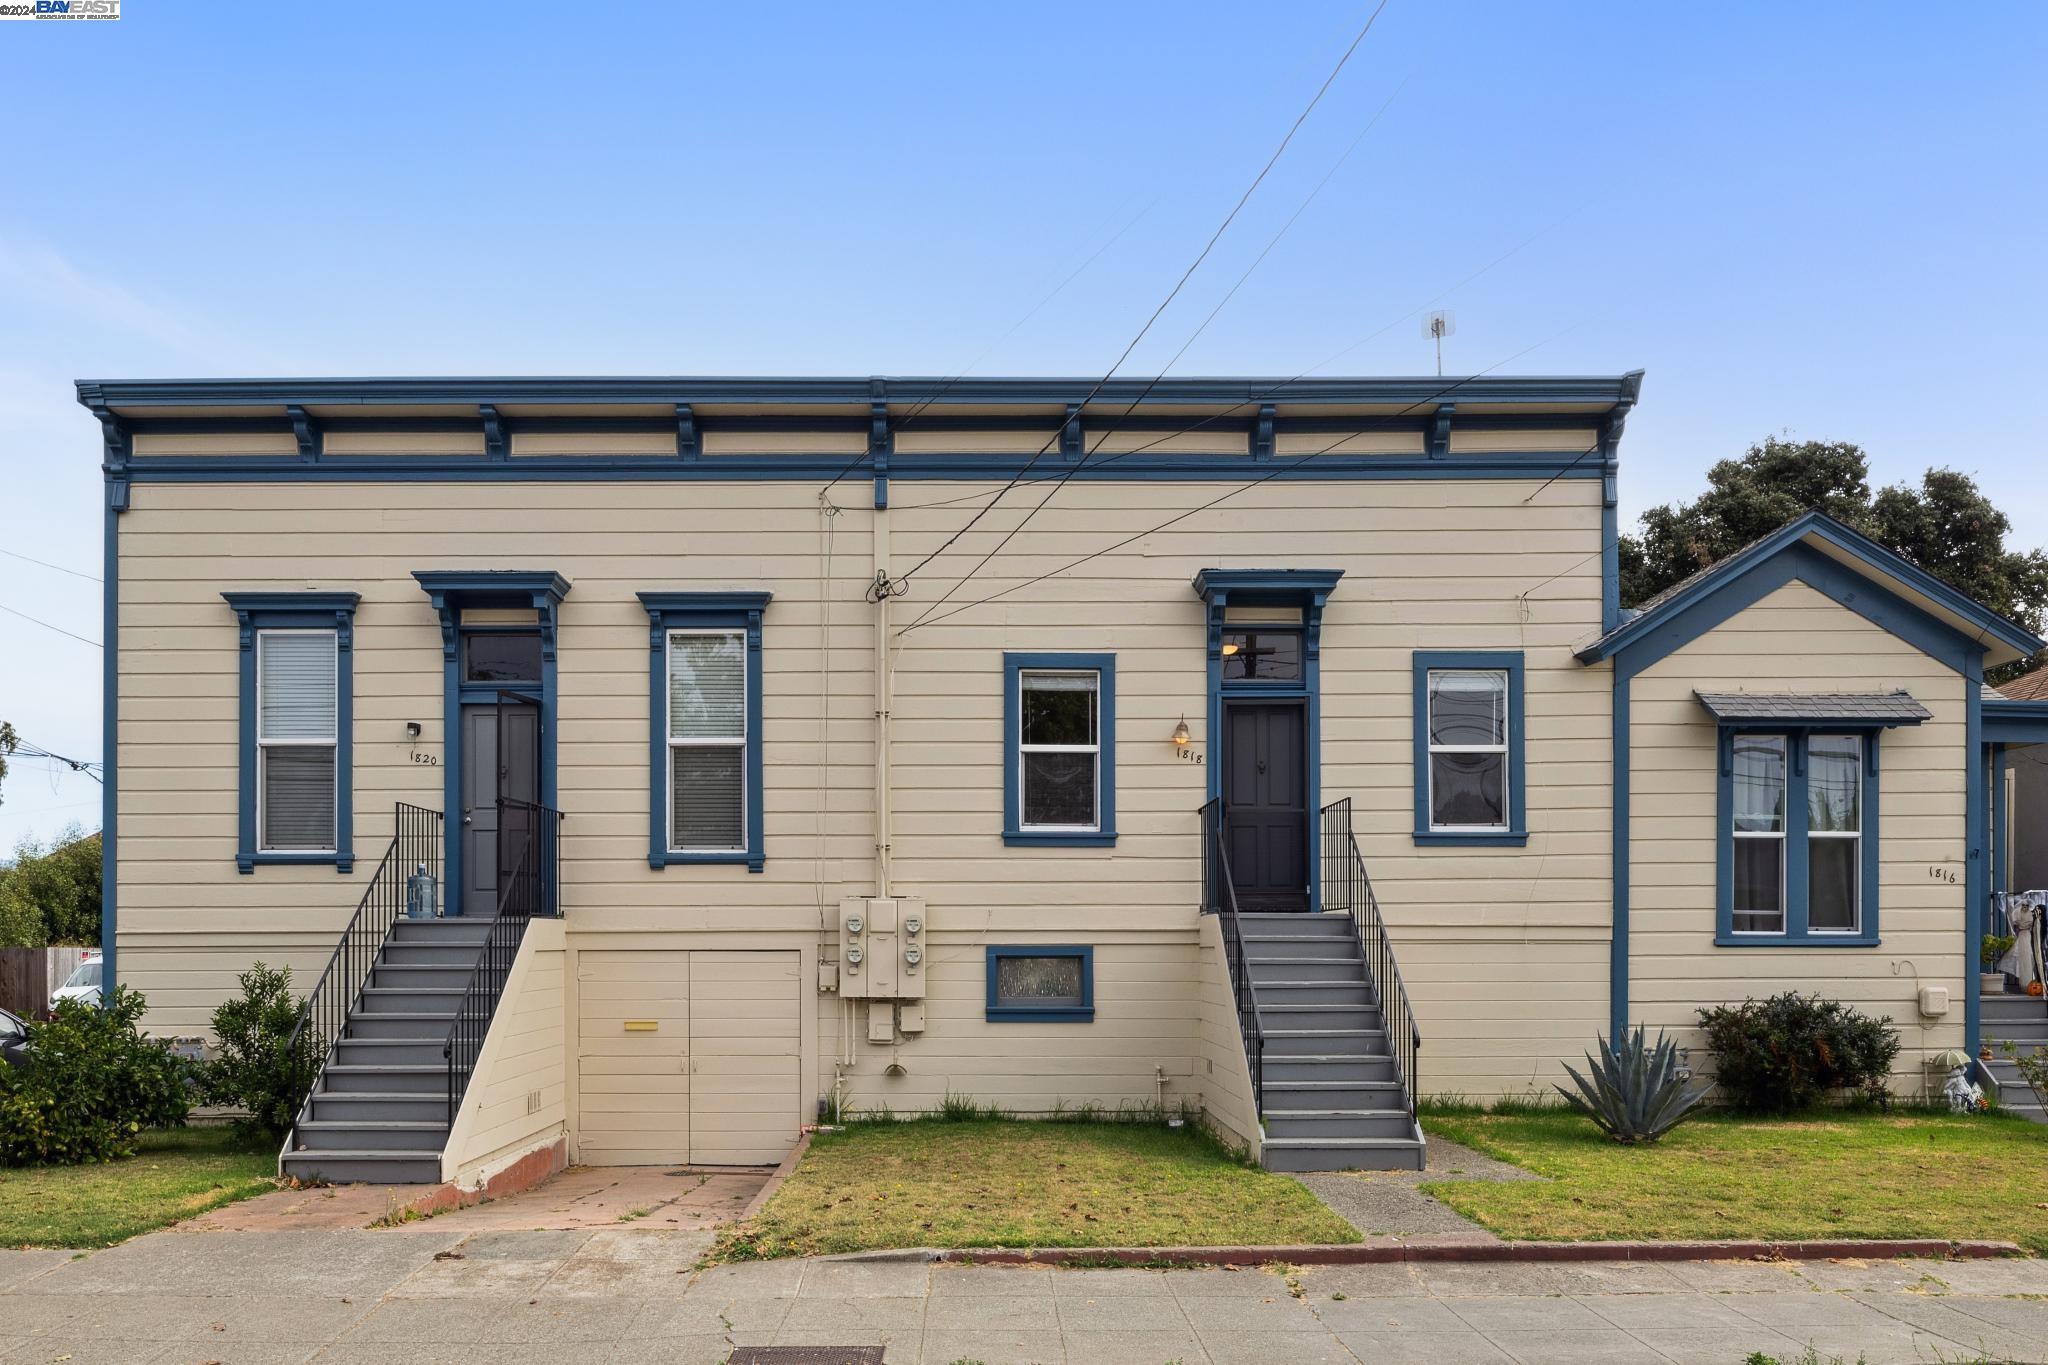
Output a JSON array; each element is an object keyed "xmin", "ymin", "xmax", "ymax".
[{"xmin": 76, "ymin": 373, "xmax": 2047, "ymax": 1185}]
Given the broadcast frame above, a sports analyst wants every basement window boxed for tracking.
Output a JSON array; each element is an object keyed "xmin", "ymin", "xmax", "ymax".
[{"xmin": 986, "ymin": 946, "xmax": 1094, "ymax": 1022}]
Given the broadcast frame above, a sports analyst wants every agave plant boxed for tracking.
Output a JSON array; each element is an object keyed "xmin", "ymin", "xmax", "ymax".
[{"xmin": 1555, "ymin": 1026, "xmax": 1705, "ymax": 1144}]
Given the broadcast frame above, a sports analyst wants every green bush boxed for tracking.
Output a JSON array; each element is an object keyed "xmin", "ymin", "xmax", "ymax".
[
  {"xmin": 202, "ymin": 963, "xmax": 322, "ymax": 1142},
  {"xmin": 0, "ymin": 985, "xmax": 192, "ymax": 1166},
  {"xmin": 1697, "ymin": 993, "xmax": 1901, "ymax": 1113}
]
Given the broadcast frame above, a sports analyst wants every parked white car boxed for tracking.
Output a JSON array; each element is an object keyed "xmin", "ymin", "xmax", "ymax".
[{"xmin": 50, "ymin": 953, "xmax": 103, "ymax": 1010}]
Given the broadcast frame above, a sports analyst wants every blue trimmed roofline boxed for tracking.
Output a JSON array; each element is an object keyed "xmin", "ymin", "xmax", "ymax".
[
  {"xmin": 78, "ymin": 372, "xmax": 1644, "ymax": 412},
  {"xmin": 1578, "ymin": 511, "xmax": 2044, "ymax": 668}
]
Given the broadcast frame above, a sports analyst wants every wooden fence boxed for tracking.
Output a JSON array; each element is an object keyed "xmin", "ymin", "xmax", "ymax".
[{"xmin": 0, "ymin": 946, "xmax": 91, "ymax": 1018}]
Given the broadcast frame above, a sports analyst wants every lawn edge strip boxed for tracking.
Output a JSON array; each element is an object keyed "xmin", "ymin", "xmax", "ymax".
[
  {"xmin": 739, "ymin": 1131, "xmax": 813, "ymax": 1222},
  {"xmin": 908, "ymin": 1237, "xmax": 2024, "ymax": 1267}
]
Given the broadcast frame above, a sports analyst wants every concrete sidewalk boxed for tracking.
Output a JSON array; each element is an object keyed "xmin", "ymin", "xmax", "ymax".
[{"xmin": 3, "ymin": 1224, "xmax": 2046, "ymax": 1363}]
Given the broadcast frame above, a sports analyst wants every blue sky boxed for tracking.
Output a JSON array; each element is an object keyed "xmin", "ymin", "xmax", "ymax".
[{"xmin": 1, "ymin": 1, "xmax": 2043, "ymax": 851}]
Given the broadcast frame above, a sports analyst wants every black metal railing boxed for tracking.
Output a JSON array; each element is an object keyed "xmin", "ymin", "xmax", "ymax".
[
  {"xmin": 445, "ymin": 799, "xmax": 564, "ymax": 1125},
  {"xmin": 283, "ymin": 803, "xmax": 444, "ymax": 1131},
  {"xmin": 1199, "ymin": 797, "xmax": 1264, "ymax": 1113},
  {"xmin": 1320, "ymin": 797, "xmax": 1421, "ymax": 1122}
]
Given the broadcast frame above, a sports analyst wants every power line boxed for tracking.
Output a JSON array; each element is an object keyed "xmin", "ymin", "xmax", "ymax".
[
  {"xmin": 10, "ymin": 738, "xmax": 103, "ymax": 785},
  {"xmin": 0, "ymin": 547, "xmax": 102, "ymax": 583},
  {"xmin": 0, "ymin": 601, "xmax": 101, "ymax": 649},
  {"xmin": 899, "ymin": 73, "xmax": 1409, "ymax": 630},
  {"xmin": 896, "ymin": 316, "xmax": 1607, "ymax": 637},
  {"xmin": 892, "ymin": 0, "xmax": 1391, "ymax": 593},
  {"xmin": 887, "ymin": 211, "xmax": 1573, "ymax": 515}
]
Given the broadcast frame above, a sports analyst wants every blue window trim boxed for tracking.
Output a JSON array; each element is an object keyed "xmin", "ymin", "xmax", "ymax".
[
  {"xmin": 1003, "ymin": 652, "xmax": 1117, "ymax": 847},
  {"xmin": 1713, "ymin": 726, "xmax": 1884, "ymax": 947},
  {"xmin": 985, "ymin": 945, "xmax": 1095, "ymax": 1022},
  {"xmin": 222, "ymin": 591, "xmax": 361, "ymax": 874},
  {"xmin": 1411, "ymin": 651, "xmax": 1527, "ymax": 847},
  {"xmin": 639, "ymin": 592, "xmax": 772, "ymax": 871}
]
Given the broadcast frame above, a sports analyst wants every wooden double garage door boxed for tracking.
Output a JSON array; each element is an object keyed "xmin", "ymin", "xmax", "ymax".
[{"xmin": 577, "ymin": 950, "xmax": 802, "ymax": 1167}]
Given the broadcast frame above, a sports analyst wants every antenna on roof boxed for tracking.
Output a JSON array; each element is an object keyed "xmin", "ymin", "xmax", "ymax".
[{"xmin": 1422, "ymin": 310, "xmax": 1456, "ymax": 376}]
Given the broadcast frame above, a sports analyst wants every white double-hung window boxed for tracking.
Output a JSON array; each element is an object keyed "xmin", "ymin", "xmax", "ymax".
[
  {"xmin": 1018, "ymin": 669, "xmax": 1101, "ymax": 832},
  {"xmin": 667, "ymin": 629, "xmax": 747, "ymax": 852},
  {"xmin": 256, "ymin": 630, "xmax": 339, "ymax": 852},
  {"xmin": 1425, "ymin": 668, "xmax": 1511, "ymax": 831},
  {"xmin": 1730, "ymin": 734, "xmax": 1788, "ymax": 933}
]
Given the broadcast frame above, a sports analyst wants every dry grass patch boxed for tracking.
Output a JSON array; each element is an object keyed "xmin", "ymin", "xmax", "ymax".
[
  {"xmin": 1421, "ymin": 1109, "xmax": 2048, "ymax": 1251},
  {"xmin": 712, "ymin": 1118, "xmax": 1358, "ymax": 1259},
  {"xmin": 0, "ymin": 1125, "xmax": 278, "ymax": 1248}
]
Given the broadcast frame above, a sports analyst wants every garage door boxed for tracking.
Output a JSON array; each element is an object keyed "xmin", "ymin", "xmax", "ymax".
[{"xmin": 576, "ymin": 949, "xmax": 802, "ymax": 1167}]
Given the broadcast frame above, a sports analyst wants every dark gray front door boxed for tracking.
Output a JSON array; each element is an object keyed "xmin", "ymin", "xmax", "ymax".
[
  {"xmin": 1223, "ymin": 701, "xmax": 1309, "ymax": 912},
  {"xmin": 461, "ymin": 694, "xmax": 539, "ymax": 916}
]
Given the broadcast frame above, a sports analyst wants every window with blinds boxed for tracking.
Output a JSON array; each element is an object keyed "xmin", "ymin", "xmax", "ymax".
[
  {"xmin": 257, "ymin": 630, "xmax": 338, "ymax": 851},
  {"xmin": 668, "ymin": 630, "xmax": 746, "ymax": 851}
]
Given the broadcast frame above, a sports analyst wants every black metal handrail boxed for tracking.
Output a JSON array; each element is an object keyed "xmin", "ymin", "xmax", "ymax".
[
  {"xmin": 1199, "ymin": 797, "xmax": 1264, "ymax": 1114},
  {"xmin": 1320, "ymin": 797, "xmax": 1421, "ymax": 1122},
  {"xmin": 283, "ymin": 803, "xmax": 443, "ymax": 1133},
  {"xmin": 445, "ymin": 799, "xmax": 564, "ymax": 1125}
]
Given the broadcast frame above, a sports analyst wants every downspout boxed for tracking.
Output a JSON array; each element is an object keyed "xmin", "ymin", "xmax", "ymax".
[{"xmin": 872, "ymin": 511, "xmax": 893, "ymax": 899}]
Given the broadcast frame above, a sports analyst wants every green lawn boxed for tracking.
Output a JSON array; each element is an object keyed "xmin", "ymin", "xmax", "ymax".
[
  {"xmin": 0, "ymin": 1126, "xmax": 279, "ymax": 1248},
  {"xmin": 1422, "ymin": 1109, "xmax": 2048, "ymax": 1252},
  {"xmin": 713, "ymin": 1119, "xmax": 1359, "ymax": 1260}
]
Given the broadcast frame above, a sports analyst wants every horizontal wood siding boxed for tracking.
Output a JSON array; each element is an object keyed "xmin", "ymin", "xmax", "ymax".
[
  {"xmin": 1628, "ymin": 580, "xmax": 1969, "ymax": 1098},
  {"xmin": 115, "ymin": 454, "xmax": 1608, "ymax": 1123},
  {"xmin": 444, "ymin": 920, "xmax": 567, "ymax": 1184}
]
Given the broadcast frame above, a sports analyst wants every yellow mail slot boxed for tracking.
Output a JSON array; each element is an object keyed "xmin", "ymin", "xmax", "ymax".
[{"xmin": 623, "ymin": 1020, "xmax": 659, "ymax": 1032}]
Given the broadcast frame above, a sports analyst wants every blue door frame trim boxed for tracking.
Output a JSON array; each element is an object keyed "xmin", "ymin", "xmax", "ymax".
[
  {"xmin": 638, "ymin": 592, "xmax": 773, "ymax": 872},
  {"xmin": 1711, "ymin": 727, "xmax": 1884, "ymax": 947},
  {"xmin": 1193, "ymin": 569, "xmax": 1342, "ymax": 912},
  {"xmin": 414, "ymin": 572, "xmax": 571, "ymax": 904},
  {"xmin": 1002, "ymin": 652, "xmax": 1118, "ymax": 847},
  {"xmin": 222, "ymin": 592, "xmax": 362, "ymax": 874},
  {"xmin": 1594, "ymin": 523, "xmax": 2016, "ymax": 1049},
  {"xmin": 985, "ymin": 945, "xmax": 1096, "ymax": 1022}
]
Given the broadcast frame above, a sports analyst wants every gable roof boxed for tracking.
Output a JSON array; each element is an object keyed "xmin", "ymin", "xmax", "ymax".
[
  {"xmin": 1576, "ymin": 511, "xmax": 2044, "ymax": 672},
  {"xmin": 2001, "ymin": 668, "xmax": 2048, "ymax": 702}
]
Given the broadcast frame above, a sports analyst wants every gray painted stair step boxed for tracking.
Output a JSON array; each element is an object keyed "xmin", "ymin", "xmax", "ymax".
[
  {"xmin": 345, "ymin": 1012, "xmax": 460, "ymax": 1041},
  {"xmin": 308, "ymin": 1092, "xmax": 450, "ymax": 1124},
  {"xmin": 370, "ymin": 964, "xmax": 478, "ymax": 990},
  {"xmin": 1262, "ymin": 1084, "xmax": 1403, "ymax": 1109},
  {"xmin": 333, "ymin": 1038, "xmax": 453, "ymax": 1067},
  {"xmin": 356, "ymin": 987, "xmax": 468, "ymax": 1014},
  {"xmin": 1261, "ymin": 1054, "xmax": 1397, "ymax": 1083},
  {"xmin": 1261, "ymin": 1028, "xmax": 1387, "ymax": 1057},
  {"xmin": 1259, "ymin": 1003, "xmax": 1382, "ymax": 1028},
  {"xmin": 280, "ymin": 1151, "xmax": 443, "ymax": 1184},
  {"xmin": 294, "ymin": 1120, "xmax": 450, "ymax": 1152},
  {"xmin": 1246, "ymin": 956, "xmax": 1367, "ymax": 981},
  {"xmin": 379, "ymin": 943, "xmax": 492, "ymax": 967},
  {"xmin": 1259, "ymin": 1134, "xmax": 1427, "ymax": 1172},
  {"xmin": 1251, "ymin": 982, "xmax": 1377, "ymax": 1006},
  {"xmin": 320, "ymin": 1064, "xmax": 447, "ymax": 1094},
  {"xmin": 1262, "ymin": 1109, "xmax": 1419, "ymax": 1139}
]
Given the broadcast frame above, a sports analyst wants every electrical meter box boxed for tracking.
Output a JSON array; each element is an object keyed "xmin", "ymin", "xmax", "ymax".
[{"xmin": 839, "ymin": 896, "xmax": 926, "ymax": 1001}]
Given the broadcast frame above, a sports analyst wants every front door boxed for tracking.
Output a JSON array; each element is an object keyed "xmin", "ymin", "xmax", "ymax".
[
  {"xmin": 460, "ymin": 692, "xmax": 540, "ymax": 916},
  {"xmin": 1223, "ymin": 700, "xmax": 1309, "ymax": 912}
]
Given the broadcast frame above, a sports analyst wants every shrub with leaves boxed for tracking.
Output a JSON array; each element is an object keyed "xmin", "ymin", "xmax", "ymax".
[
  {"xmin": 0, "ymin": 985, "xmax": 192, "ymax": 1166},
  {"xmin": 1556, "ymin": 1026, "xmax": 1706, "ymax": 1143},
  {"xmin": 1697, "ymin": 993, "xmax": 1901, "ymax": 1113},
  {"xmin": 203, "ymin": 963, "xmax": 323, "ymax": 1143}
]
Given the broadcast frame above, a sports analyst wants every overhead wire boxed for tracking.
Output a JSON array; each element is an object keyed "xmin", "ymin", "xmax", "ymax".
[
  {"xmin": 0, "ymin": 600, "xmax": 101, "ymax": 649},
  {"xmin": 0, "ymin": 547, "xmax": 102, "ymax": 582},
  {"xmin": 897, "ymin": 72, "xmax": 1410, "ymax": 630},
  {"xmin": 895, "ymin": 315, "xmax": 1609, "ymax": 637},
  {"xmin": 890, "ymin": 0, "xmax": 1393, "ymax": 594}
]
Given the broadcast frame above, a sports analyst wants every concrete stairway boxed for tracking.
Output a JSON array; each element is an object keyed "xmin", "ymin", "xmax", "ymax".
[
  {"xmin": 1981, "ymin": 993, "xmax": 2048, "ymax": 1123},
  {"xmin": 280, "ymin": 918, "xmax": 493, "ymax": 1184},
  {"xmin": 1237, "ymin": 911, "xmax": 1427, "ymax": 1171}
]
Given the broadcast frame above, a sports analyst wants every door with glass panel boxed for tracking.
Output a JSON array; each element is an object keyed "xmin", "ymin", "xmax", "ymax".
[{"xmin": 461, "ymin": 694, "xmax": 539, "ymax": 917}]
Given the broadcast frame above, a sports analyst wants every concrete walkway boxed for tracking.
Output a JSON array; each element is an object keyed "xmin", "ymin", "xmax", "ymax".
[
  {"xmin": 1292, "ymin": 1134, "xmax": 1536, "ymax": 1242},
  {"xmin": 4, "ymin": 1225, "xmax": 2048, "ymax": 1363}
]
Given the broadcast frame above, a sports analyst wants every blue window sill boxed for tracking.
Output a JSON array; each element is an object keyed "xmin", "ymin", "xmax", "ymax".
[
  {"xmin": 239, "ymin": 851, "xmax": 354, "ymax": 874},
  {"xmin": 1715, "ymin": 934, "xmax": 1882, "ymax": 949},
  {"xmin": 652, "ymin": 850, "xmax": 765, "ymax": 872},
  {"xmin": 1412, "ymin": 830, "xmax": 1527, "ymax": 847},
  {"xmin": 987, "ymin": 1006, "xmax": 1096, "ymax": 1023},
  {"xmin": 1003, "ymin": 830, "xmax": 1117, "ymax": 848}
]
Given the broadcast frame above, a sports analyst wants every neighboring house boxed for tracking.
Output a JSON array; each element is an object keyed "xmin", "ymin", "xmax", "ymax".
[
  {"xmin": 76, "ymin": 373, "xmax": 2048, "ymax": 1185},
  {"xmin": 1999, "ymin": 667, "xmax": 2048, "ymax": 893}
]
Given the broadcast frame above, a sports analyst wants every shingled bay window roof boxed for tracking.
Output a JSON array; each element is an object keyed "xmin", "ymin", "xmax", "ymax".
[{"xmin": 1694, "ymin": 690, "xmax": 1933, "ymax": 726}]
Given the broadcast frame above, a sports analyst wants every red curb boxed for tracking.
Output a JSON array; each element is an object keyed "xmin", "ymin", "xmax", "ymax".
[{"xmin": 938, "ymin": 1237, "xmax": 2025, "ymax": 1267}]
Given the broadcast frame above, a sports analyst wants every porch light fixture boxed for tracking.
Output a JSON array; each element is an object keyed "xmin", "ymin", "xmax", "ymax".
[
  {"xmin": 1172, "ymin": 716, "xmax": 1191, "ymax": 748},
  {"xmin": 1221, "ymin": 641, "xmax": 1240, "ymax": 656},
  {"xmin": 405, "ymin": 721, "xmax": 422, "ymax": 741}
]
